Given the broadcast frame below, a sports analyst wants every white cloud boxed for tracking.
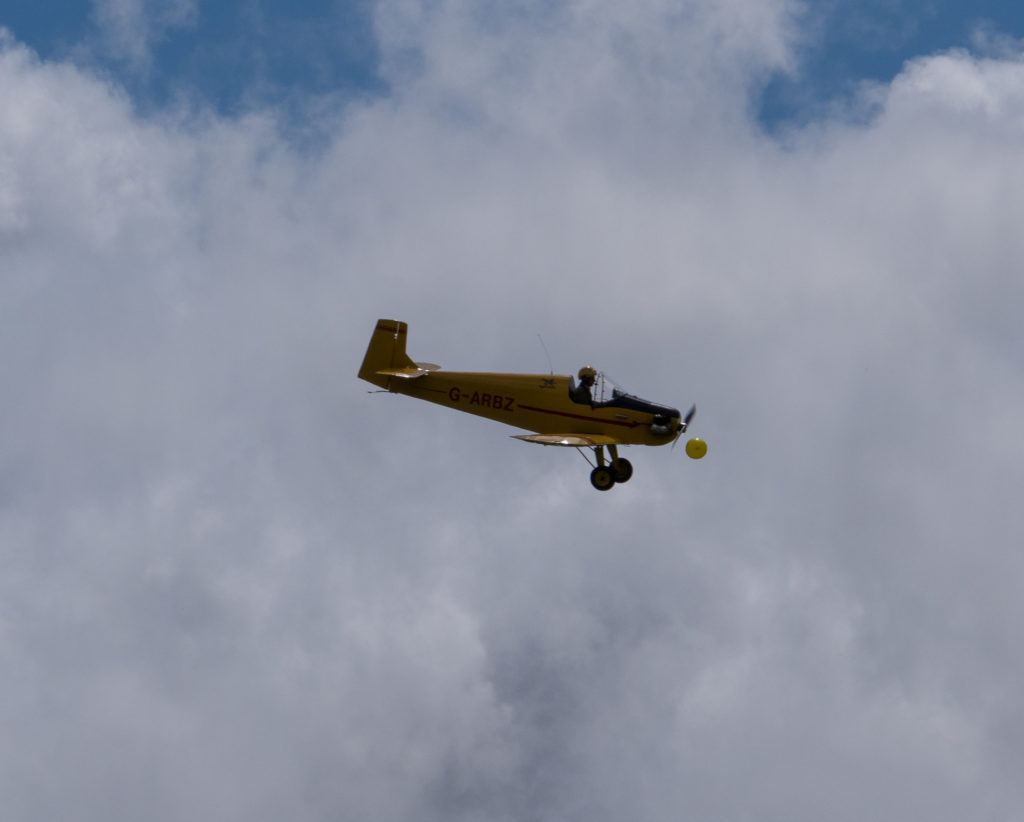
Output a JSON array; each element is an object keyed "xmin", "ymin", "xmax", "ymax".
[{"xmin": 2, "ymin": 4, "xmax": 1024, "ymax": 819}]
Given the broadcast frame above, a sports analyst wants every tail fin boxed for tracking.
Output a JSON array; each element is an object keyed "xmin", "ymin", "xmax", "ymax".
[{"xmin": 358, "ymin": 319, "xmax": 416, "ymax": 388}]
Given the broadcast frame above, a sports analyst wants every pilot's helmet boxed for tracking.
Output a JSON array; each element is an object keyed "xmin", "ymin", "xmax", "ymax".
[{"xmin": 578, "ymin": 366, "xmax": 597, "ymax": 381}]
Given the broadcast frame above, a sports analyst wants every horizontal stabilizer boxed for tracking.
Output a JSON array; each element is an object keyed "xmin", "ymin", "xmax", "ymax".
[
  {"xmin": 512, "ymin": 434, "xmax": 620, "ymax": 447},
  {"xmin": 376, "ymin": 362, "xmax": 440, "ymax": 379}
]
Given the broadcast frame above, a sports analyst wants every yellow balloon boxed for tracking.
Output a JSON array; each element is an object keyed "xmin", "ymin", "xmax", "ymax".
[{"xmin": 685, "ymin": 437, "xmax": 707, "ymax": 460}]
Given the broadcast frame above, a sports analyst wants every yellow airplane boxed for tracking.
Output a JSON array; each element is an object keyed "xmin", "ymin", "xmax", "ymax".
[{"xmin": 358, "ymin": 318, "xmax": 705, "ymax": 490}]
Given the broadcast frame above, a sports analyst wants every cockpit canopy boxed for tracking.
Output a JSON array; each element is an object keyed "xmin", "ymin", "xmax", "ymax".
[
  {"xmin": 603, "ymin": 387, "xmax": 680, "ymax": 420},
  {"xmin": 570, "ymin": 372, "xmax": 680, "ymax": 420}
]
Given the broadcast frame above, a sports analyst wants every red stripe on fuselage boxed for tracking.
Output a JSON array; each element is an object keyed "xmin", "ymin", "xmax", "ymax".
[{"xmin": 517, "ymin": 404, "xmax": 638, "ymax": 429}]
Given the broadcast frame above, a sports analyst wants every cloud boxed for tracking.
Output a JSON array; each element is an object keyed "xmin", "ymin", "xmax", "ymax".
[{"xmin": 2, "ymin": 3, "xmax": 1024, "ymax": 820}]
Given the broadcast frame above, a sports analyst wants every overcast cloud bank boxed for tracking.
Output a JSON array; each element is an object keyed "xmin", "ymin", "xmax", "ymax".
[{"xmin": 2, "ymin": 2, "xmax": 1023, "ymax": 819}]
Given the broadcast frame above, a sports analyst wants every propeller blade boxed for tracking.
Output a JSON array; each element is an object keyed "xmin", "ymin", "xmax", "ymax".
[
  {"xmin": 681, "ymin": 405, "xmax": 696, "ymax": 432},
  {"xmin": 672, "ymin": 405, "xmax": 696, "ymax": 450}
]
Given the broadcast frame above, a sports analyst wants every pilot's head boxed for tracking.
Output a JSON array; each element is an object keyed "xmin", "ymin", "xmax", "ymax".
[{"xmin": 578, "ymin": 366, "xmax": 597, "ymax": 386}]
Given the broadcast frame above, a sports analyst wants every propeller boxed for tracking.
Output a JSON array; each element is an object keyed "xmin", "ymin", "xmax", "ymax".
[
  {"xmin": 680, "ymin": 404, "xmax": 696, "ymax": 433},
  {"xmin": 671, "ymin": 405, "xmax": 695, "ymax": 449}
]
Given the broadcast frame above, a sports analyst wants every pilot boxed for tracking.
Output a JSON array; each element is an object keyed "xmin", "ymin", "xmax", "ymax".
[{"xmin": 572, "ymin": 366, "xmax": 597, "ymax": 404}]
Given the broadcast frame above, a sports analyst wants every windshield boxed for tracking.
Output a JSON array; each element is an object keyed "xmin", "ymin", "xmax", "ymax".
[{"xmin": 593, "ymin": 372, "xmax": 625, "ymax": 404}]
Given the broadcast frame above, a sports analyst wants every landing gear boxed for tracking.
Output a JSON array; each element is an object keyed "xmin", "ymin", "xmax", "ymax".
[
  {"xmin": 611, "ymin": 457, "xmax": 633, "ymax": 483},
  {"xmin": 590, "ymin": 466, "xmax": 615, "ymax": 491},
  {"xmin": 584, "ymin": 444, "xmax": 632, "ymax": 490}
]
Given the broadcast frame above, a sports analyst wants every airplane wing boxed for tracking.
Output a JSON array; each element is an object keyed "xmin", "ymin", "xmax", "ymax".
[
  {"xmin": 376, "ymin": 362, "xmax": 440, "ymax": 379},
  {"xmin": 511, "ymin": 434, "xmax": 620, "ymax": 447}
]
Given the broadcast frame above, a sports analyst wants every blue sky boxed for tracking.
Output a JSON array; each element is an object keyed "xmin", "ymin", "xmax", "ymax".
[
  {"xmin": 4, "ymin": 0, "xmax": 1022, "ymax": 124},
  {"xmin": 761, "ymin": 0, "xmax": 1024, "ymax": 124},
  {"xmin": 3, "ymin": 0, "xmax": 382, "ymax": 113}
]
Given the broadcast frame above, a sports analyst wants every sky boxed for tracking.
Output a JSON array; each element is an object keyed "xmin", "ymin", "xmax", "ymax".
[{"xmin": 2, "ymin": 1, "xmax": 1024, "ymax": 820}]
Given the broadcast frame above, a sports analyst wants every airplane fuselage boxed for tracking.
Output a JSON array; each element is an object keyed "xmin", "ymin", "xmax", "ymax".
[{"xmin": 389, "ymin": 371, "xmax": 681, "ymax": 446}]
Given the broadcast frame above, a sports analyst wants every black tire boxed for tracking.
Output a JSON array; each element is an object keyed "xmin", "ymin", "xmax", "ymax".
[
  {"xmin": 611, "ymin": 458, "xmax": 633, "ymax": 483},
  {"xmin": 590, "ymin": 466, "xmax": 615, "ymax": 491}
]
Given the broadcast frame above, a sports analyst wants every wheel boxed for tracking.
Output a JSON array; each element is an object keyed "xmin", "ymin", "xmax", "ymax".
[
  {"xmin": 611, "ymin": 458, "xmax": 633, "ymax": 483},
  {"xmin": 590, "ymin": 466, "xmax": 616, "ymax": 491}
]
